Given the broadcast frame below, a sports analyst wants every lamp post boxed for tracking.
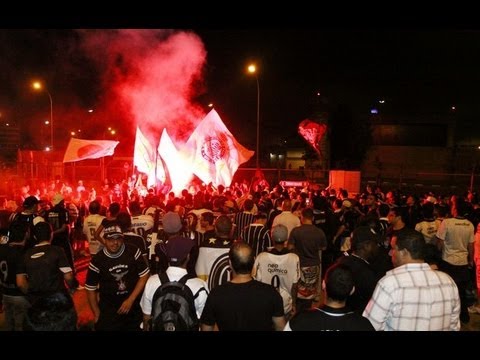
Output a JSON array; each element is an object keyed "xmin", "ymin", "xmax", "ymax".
[
  {"xmin": 32, "ymin": 81, "xmax": 53, "ymax": 151},
  {"xmin": 247, "ymin": 64, "xmax": 260, "ymax": 169}
]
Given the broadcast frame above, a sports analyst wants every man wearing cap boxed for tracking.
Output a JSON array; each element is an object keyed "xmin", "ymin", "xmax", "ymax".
[
  {"xmin": 154, "ymin": 211, "xmax": 198, "ymax": 275},
  {"xmin": 85, "ymin": 227, "xmax": 150, "ymax": 331},
  {"xmin": 336, "ymin": 226, "xmax": 381, "ymax": 314},
  {"xmin": 253, "ymin": 224, "xmax": 300, "ymax": 318},
  {"xmin": 9, "ymin": 195, "xmax": 44, "ymax": 250},
  {"xmin": 140, "ymin": 234, "xmax": 208, "ymax": 331},
  {"xmin": 46, "ymin": 194, "xmax": 74, "ymax": 274}
]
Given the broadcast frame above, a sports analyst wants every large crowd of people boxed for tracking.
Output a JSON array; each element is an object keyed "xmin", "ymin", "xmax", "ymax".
[{"xmin": 0, "ymin": 175, "xmax": 479, "ymax": 331}]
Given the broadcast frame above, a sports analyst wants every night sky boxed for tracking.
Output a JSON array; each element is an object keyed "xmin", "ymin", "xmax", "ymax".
[{"xmin": 1, "ymin": 28, "xmax": 480, "ymax": 154}]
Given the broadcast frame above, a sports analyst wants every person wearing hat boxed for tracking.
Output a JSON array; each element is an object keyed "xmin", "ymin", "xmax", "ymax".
[
  {"xmin": 252, "ymin": 224, "xmax": 300, "ymax": 319},
  {"xmin": 140, "ymin": 235, "xmax": 208, "ymax": 331},
  {"xmin": 8, "ymin": 195, "xmax": 44, "ymax": 250},
  {"xmin": 336, "ymin": 226, "xmax": 381, "ymax": 314},
  {"xmin": 85, "ymin": 227, "xmax": 150, "ymax": 331},
  {"xmin": 45, "ymin": 193, "xmax": 81, "ymax": 289},
  {"xmin": 154, "ymin": 211, "xmax": 198, "ymax": 276}
]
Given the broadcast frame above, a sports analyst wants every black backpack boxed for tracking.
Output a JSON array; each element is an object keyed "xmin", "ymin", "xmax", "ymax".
[{"xmin": 150, "ymin": 272, "xmax": 200, "ymax": 331}]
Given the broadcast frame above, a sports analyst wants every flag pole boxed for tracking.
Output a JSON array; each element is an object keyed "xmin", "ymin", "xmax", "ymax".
[{"xmin": 154, "ymin": 139, "xmax": 159, "ymax": 195}]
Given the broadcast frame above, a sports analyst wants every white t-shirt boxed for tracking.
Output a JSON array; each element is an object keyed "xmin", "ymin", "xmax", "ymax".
[{"xmin": 140, "ymin": 266, "xmax": 208, "ymax": 319}]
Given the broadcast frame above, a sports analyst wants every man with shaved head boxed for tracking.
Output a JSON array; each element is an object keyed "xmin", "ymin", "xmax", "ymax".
[{"xmin": 201, "ymin": 242, "xmax": 286, "ymax": 331}]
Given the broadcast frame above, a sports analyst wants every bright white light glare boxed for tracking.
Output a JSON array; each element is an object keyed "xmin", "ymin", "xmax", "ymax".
[{"xmin": 379, "ymin": 100, "xmax": 385, "ymax": 104}]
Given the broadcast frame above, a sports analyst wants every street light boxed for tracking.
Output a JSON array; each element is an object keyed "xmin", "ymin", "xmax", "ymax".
[
  {"xmin": 247, "ymin": 63, "xmax": 260, "ymax": 169},
  {"xmin": 32, "ymin": 81, "xmax": 53, "ymax": 151}
]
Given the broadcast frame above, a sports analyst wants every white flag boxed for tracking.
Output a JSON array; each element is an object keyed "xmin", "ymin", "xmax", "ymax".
[
  {"xmin": 158, "ymin": 129, "xmax": 193, "ymax": 195},
  {"xmin": 63, "ymin": 138, "xmax": 119, "ymax": 163},
  {"xmin": 184, "ymin": 109, "xmax": 254, "ymax": 187},
  {"xmin": 133, "ymin": 126, "xmax": 164, "ymax": 188}
]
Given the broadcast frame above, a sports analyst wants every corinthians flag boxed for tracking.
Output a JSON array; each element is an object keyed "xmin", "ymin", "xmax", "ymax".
[{"xmin": 184, "ymin": 109, "xmax": 254, "ymax": 187}]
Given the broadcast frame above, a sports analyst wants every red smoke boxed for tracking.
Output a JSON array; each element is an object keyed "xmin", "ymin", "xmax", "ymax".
[{"xmin": 78, "ymin": 29, "xmax": 207, "ymax": 150}]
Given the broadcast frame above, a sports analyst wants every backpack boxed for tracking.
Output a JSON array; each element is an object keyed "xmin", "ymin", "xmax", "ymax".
[
  {"xmin": 150, "ymin": 272, "xmax": 200, "ymax": 331},
  {"xmin": 271, "ymin": 275, "xmax": 292, "ymax": 315}
]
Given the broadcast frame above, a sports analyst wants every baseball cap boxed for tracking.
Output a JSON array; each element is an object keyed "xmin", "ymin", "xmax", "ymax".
[
  {"xmin": 104, "ymin": 225, "xmax": 124, "ymax": 240},
  {"xmin": 52, "ymin": 193, "xmax": 64, "ymax": 206},
  {"xmin": 166, "ymin": 237, "xmax": 194, "ymax": 263},
  {"xmin": 271, "ymin": 224, "xmax": 288, "ymax": 243},
  {"xmin": 162, "ymin": 212, "xmax": 183, "ymax": 234},
  {"xmin": 23, "ymin": 196, "xmax": 39, "ymax": 208}
]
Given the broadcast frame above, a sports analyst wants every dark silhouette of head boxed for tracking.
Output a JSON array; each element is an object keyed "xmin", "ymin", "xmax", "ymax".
[
  {"xmin": 33, "ymin": 221, "xmax": 53, "ymax": 243},
  {"xmin": 88, "ymin": 200, "xmax": 101, "ymax": 215},
  {"xmin": 324, "ymin": 264, "xmax": 355, "ymax": 302},
  {"xmin": 215, "ymin": 215, "xmax": 233, "ymax": 238}
]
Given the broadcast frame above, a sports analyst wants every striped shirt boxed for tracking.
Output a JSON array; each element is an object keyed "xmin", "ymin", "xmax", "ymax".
[
  {"xmin": 241, "ymin": 224, "xmax": 272, "ymax": 257},
  {"xmin": 363, "ymin": 263, "xmax": 460, "ymax": 331},
  {"xmin": 233, "ymin": 212, "xmax": 256, "ymax": 239}
]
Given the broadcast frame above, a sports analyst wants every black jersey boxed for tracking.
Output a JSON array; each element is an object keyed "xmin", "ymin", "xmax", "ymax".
[
  {"xmin": 85, "ymin": 243, "xmax": 149, "ymax": 308},
  {"xmin": 18, "ymin": 244, "xmax": 71, "ymax": 297}
]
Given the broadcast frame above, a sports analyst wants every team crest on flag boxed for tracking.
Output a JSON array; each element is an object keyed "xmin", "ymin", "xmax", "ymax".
[
  {"xmin": 201, "ymin": 135, "xmax": 228, "ymax": 164},
  {"xmin": 184, "ymin": 109, "xmax": 254, "ymax": 187}
]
